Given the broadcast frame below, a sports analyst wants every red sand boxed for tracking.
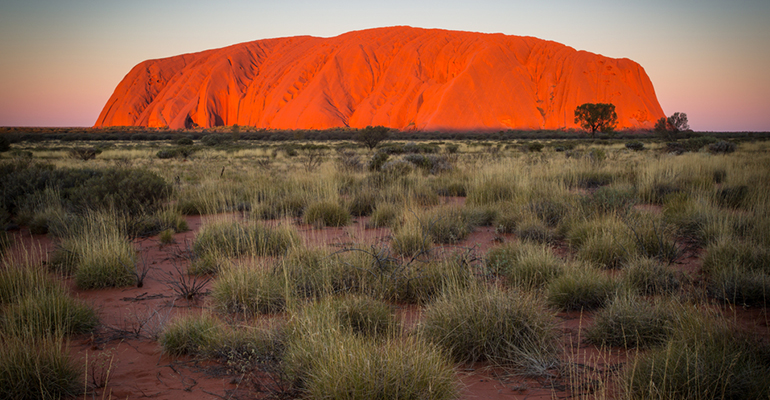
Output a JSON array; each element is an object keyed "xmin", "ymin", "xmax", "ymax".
[
  {"xmin": 5, "ymin": 210, "xmax": 767, "ymax": 400},
  {"xmin": 95, "ymin": 26, "xmax": 664, "ymax": 131}
]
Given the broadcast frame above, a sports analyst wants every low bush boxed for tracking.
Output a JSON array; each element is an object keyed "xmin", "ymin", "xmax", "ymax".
[
  {"xmin": 715, "ymin": 185, "xmax": 749, "ymax": 209},
  {"xmin": 391, "ymin": 224, "xmax": 432, "ymax": 257},
  {"xmin": 285, "ymin": 331, "xmax": 457, "ymax": 400},
  {"xmin": 303, "ymin": 201, "xmax": 351, "ymax": 227},
  {"xmin": 486, "ymin": 241, "xmax": 564, "ymax": 289},
  {"xmin": 708, "ymin": 140, "xmax": 737, "ymax": 154},
  {"xmin": 625, "ymin": 141, "xmax": 645, "ymax": 151},
  {"xmin": 586, "ymin": 294, "xmax": 673, "ymax": 348},
  {"xmin": 1, "ymin": 290, "xmax": 97, "ymax": 337},
  {"xmin": 547, "ymin": 264, "xmax": 617, "ymax": 311},
  {"xmin": 71, "ymin": 231, "xmax": 137, "ymax": 289},
  {"xmin": 580, "ymin": 185, "xmax": 637, "ymax": 215},
  {"xmin": 211, "ymin": 263, "xmax": 286, "ymax": 315},
  {"xmin": 335, "ymin": 296, "xmax": 395, "ymax": 337},
  {"xmin": 0, "ymin": 265, "xmax": 62, "ymax": 305},
  {"xmin": 0, "ymin": 333, "xmax": 82, "ymax": 400},
  {"xmin": 622, "ymin": 257, "xmax": 683, "ymax": 295},
  {"xmin": 467, "ymin": 177, "xmax": 516, "ymax": 205},
  {"xmin": 624, "ymin": 312, "xmax": 770, "ymax": 399},
  {"xmin": 369, "ymin": 202, "xmax": 400, "ymax": 228},
  {"xmin": 420, "ymin": 285, "xmax": 559, "ymax": 373},
  {"xmin": 160, "ymin": 313, "xmax": 222, "ymax": 357},
  {"xmin": 193, "ymin": 220, "xmax": 300, "ymax": 258},
  {"xmin": 708, "ymin": 268, "xmax": 769, "ymax": 307},
  {"xmin": 422, "ymin": 206, "xmax": 474, "ymax": 244}
]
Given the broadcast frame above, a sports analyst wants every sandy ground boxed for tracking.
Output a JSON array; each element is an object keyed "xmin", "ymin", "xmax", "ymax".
[{"xmin": 5, "ymin": 207, "xmax": 768, "ymax": 400}]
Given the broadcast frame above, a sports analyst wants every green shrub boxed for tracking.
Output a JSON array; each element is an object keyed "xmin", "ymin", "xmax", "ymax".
[
  {"xmin": 625, "ymin": 313, "xmax": 770, "ymax": 400},
  {"xmin": 303, "ymin": 201, "xmax": 351, "ymax": 227},
  {"xmin": 392, "ymin": 225, "xmax": 432, "ymax": 257},
  {"xmin": 206, "ymin": 326, "xmax": 282, "ymax": 373},
  {"xmin": 335, "ymin": 296, "xmax": 394, "ymax": 337},
  {"xmin": 0, "ymin": 334, "xmax": 82, "ymax": 400},
  {"xmin": 369, "ymin": 202, "xmax": 400, "ymax": 228},
  {"xmin": 283, "ymin": 298, "xmax": 457, "ymax": 399},
  {"xmin": 72, "ymin": 232, "xmax": 136, "ymax": 289},
  {"xmin": 347, "ymin": 188, "xmax": 378, "ymax": 217},
  {"xmin": 494, "ymin": 207, "xmax": 520, "ymax": 234},
  {"xmin": 622, "ymin": 257, "xmax": 683, "ymax": 295},
  {"xmin": 708, "ymin": 140, "xmax": 737, "ymax": 154},
  {"xmin": 702, "ymin": 238, "xmax": 770, "ymax": 276},
  {"xmin": 581, "ymin": 185, "xmax": 637, "ymax": 215},
  {"xmin": 565, "ymin": 170, "xmax": 614, "ymax": 189},
  {"xmin": 516, "ymin": 217, "xmax": 554, "ymax": 244},
  {"xmin": 420, "ymin": 285, "xmax": 559, "ymax": 372},
  {"xmin": 467, "ymin": 177, "xmax": 515, "ymax": 205},
  {"xmin": 175, "ymin": 137, "xmax": 194, "ymax": 146},
  {"xmin": 547, "ymin": 264, "xmax": 617, "ymax": 310},
  {"xmin": 211, "ymin": 263, "xmax": 285, "ymax": 315},
  {"xmin": 708, "ymin": 268, "xmax": 769, "ymax": 307},
  {"xmin": 193, "ymin": 220, "xmax": 300, "ymax": 258},
  {"xmin": 586, "ymin": 294, "xmax": 672, "ymax": 348},
  {"xmin": 160, "ymin": 313, "xmax": 222, "ymax": 357},
  {"xmin": 0, "ymin": 265, "xmax": 62, "ymax": 305},
  {"xmin": 1, "ymin": 290, "xmax": 97, "ymax": 336},
  {"xmin": 487, "ymin": 241, "xmax": 564, "ymax": 289},
  {"xmin": 158, "ymin": 228, "xmax": 175, "ymax": 244},
  {"xmin": 422, "ymin": 206, "xmax": 473, "ymax": 244},
  {"xmin": 625, "ymin": 212, "xmax": 681, "ymax": 263},
  {"xmin": 625, "ymin": 141, "xmax": 645, "ymax": 151},
  {"xmin": 368, "ymin": 151, "xmax": 389, "ymax": 171},
  {"xmin": 577, "ymin": 229, "xmax": 634, "ymax": 269},
  {"xmin": 715, "ymin": 185, "xmax": 749, "ymax": 209}
]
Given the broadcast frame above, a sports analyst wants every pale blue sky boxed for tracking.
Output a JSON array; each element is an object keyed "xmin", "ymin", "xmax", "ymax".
[{"xmin": 1, "ymin": 0, "xmax": 768, "ymax": 130}]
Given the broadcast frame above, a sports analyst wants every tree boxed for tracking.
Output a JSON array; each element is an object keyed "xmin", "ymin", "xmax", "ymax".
[
  {"xmin": 354, "ymin": 125, "xmax": 390, "ymax": 151},
  {"xmin": 655, "ymin": 112, "xmax": 690, "ymax": 141},
  {"xmin": 574, "ymin": 103, "xmax": 618, "ymax": 137}
]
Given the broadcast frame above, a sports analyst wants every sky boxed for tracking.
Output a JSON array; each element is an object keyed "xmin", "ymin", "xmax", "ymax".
[{"xmin": 0, "ymin": 0, "xmax": 768, "ymax": 131}]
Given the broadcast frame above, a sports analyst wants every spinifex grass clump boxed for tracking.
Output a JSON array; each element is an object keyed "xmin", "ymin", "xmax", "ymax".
[
  {"xmin": 335, "ymin": 295, "xmax": 395, "ymax": 337},
  {"xmin": 392, "ymin": 220, "xmax": 433, "ymax": 257},
  {"xmin": 421, "ymin": 205, "xmax": 474, "ymax": 244},
  {"xmin": 0, "ymin": 333, "xmax": 82, "ymax": 400},
  {"xmin": 486, "ymin": 241, "xmax": 564, "ymax": 289},
  {"xmin": 1, "ymin": 290, "xmax": 98, "ymax": 337},
  {"xmin": 547, "ymin": 263, "xmax": 617, "ymax": 311},
  {"xmin": 211, "ymin": 262, "xmax": 286, "ymax": 315},
  {"xmin": 622, "ymin": 257, "xmax": 684, "ymax": 296},
  {"xmin": 624, "ymin": 311, "xmax": 770, "ymax": 399},
  {"xmin": 160, "ymin": 313, "xmax": 222, "ymax": 357},
  {"xmin": 585, "ymin": 293, "xmax": 673, "ymax": 349},
  {"xmin": 420, "ymin": 284, "xmax": 559, "ymax": 373},
  {"xmin": 193, "ymin": 219, "xmax": 300, "ymax": 258},
  {"xmin": 568, "ymin": 214, "xmax": 636, "ymax": 269},
  {"xmin": 71, "ymin": 229, "xmax": 136, "ymax": 289},
  {"xmin": 0, "ymin": 265, "xmax": 62, "ymax": 305},
  {"xmin": 702, "ymin": 237, "xmax": 770, "ymax": 306},
  {"xmin": 303, "ymin": 200, "xmax": 351, "ymax": 227},
  {"xmin": 283, "ymin": 300, "xmax": 457, "ymax": 400},
  {"xmin": 369, "ymin": 202, "xmax": 401, "ymax": 228}
]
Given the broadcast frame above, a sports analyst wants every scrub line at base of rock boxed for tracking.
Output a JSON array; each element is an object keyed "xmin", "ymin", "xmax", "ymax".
[{"xmin": 95, "ymin": 26, "xmax": 665, "ymax": 131}]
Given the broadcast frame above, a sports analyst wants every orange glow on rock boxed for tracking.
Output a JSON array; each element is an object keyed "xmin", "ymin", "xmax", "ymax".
[{"xmin": 95, "ymin": 26, "xmax": 664, "ymax": 131}]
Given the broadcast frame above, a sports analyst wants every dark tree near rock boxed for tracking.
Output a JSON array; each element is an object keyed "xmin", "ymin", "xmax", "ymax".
[
  {"xmin": 655, "ymin": 112, "xmax": 690, "ymax": 141},
  {"xmin": 354, "ymin": 126, "xmax": 390, "ymax": 151},
  {"xmin": 574, "ymin": 103, "xmax": 618, "ymax": 137}
]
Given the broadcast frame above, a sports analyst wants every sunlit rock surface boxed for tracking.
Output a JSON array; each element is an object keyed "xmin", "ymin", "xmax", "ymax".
[{"xmin": 95, "ymin": 26, "xmax": 664, "ymax": 131}]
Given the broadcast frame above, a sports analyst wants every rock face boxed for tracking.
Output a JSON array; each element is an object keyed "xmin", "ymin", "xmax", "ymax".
[{"xmin": 95, "ymin": 26, "xmax": 664, "ymax": 131}]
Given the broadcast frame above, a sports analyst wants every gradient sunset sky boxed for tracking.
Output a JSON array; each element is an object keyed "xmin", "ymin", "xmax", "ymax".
[{"xmin": 1, "ymin": 0, "xmax": 768, "ymax": 131}]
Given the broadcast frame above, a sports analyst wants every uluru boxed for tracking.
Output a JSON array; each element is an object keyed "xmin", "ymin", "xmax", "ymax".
[{"xmin": 95, "ymin": 26, "xmax": 665, "ymax": 131}]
